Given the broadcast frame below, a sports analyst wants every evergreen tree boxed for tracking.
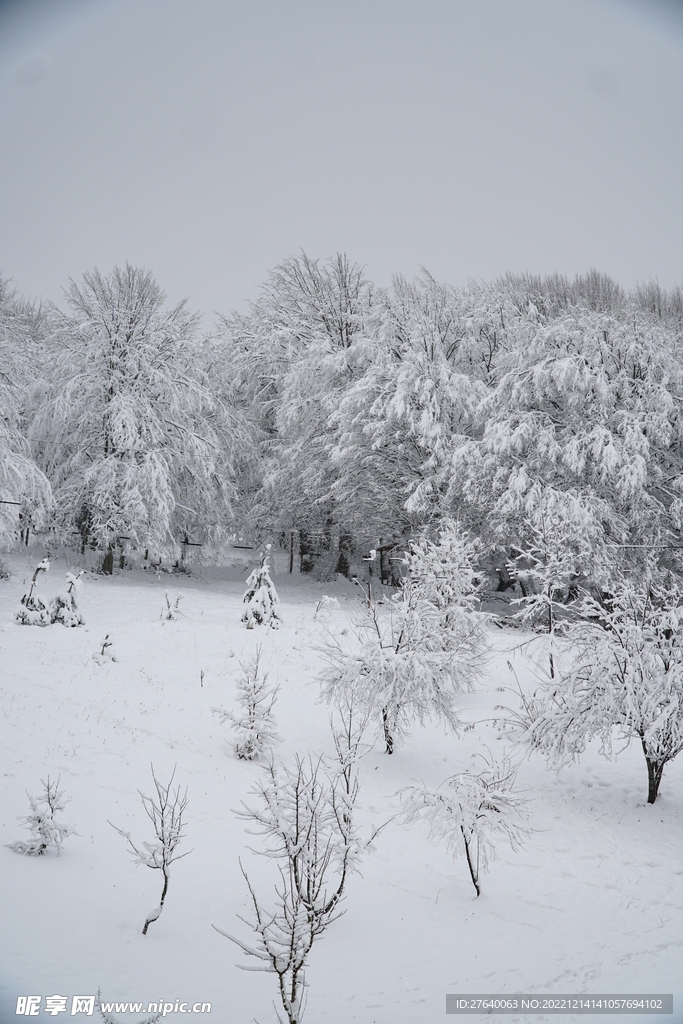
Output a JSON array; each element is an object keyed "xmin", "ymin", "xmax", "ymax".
[
  {"xmin": 213, "ymin": 649, "xmax": 281, "ymax": 759},
  {"xmin": 241, "ymin": 546, "xmax": 281, "ymax": 629},
  {"xmin": 8, "ymin": 776, "xmax": 75, "ymax": 856}
]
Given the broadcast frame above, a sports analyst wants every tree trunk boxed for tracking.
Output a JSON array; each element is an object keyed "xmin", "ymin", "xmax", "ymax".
[
  {"xmin": 461, "ymin": 827, "xmax": 480, "ymax": 897},
  {"xmin": 382, "ymin": 707, "xmax": 394, "ymax": 754},
  {"xmin": 642, "ymin": 740, "xmax": 664, "ymax": 804},
  {"xmin": 101, "ymin": 545, "xmax": 114, "ymax": 575}
]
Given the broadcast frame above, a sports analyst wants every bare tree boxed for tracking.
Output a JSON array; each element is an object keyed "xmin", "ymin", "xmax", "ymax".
[
  {"xmin": 110, "ymin": 765, "xmax": 190, "ymax": 934},
  {"xmin": 213, "ymin": 746, "xmax": 367, "ymax": 1024}
]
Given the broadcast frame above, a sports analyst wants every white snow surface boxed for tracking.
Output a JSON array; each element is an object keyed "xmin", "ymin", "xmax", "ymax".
[{"xmin": 1, "ymin": 553, "xmax": 682, "ymax": 1023}]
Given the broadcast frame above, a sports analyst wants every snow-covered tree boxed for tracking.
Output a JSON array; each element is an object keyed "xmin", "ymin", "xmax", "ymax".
[
  {"xmin": 451, "ymin": 300, "xmax": 683, "ymax": 580},
  {"xmin": 401, "ymin": 756, "xmax": 529, "ymax": 896},
  {"xmin": 213, "ymin": 648, "xmax": 281, "ymax": 760},
  {"xmin": 29, "ymin": 265, "xmax": 236, "ymax": 564},
  {"xmin": 50, "ymin": 571, "xmax": 85, "ymax": 627},
  {"xmin": 506, "ymin": 495, "xmax": 607, "ymax": 677},
  {"xmin": 405, "ymin": 517, "xmax": 480, "ymax": 611},
  {"xmin": 321, "ymin": 523, "xmax": 489, "ymax": 753},
  {"xmin": 8, "ymin": 776, "xmax": 76, "ymax": 856},
  {"xmin": 329, "ymin": 274, "xmax": 488, "ymax": 538},
  {"xmin": 110, "ymin": 765, "xmax": 190, "ymax": 934},
  {"xmin": 241, "ymin": 546, "xmax": 281, "ymax": 629},
  {"xmin": 215, "ymin": 251, "xmax": 374, "ymax": 535},
  {"xmin": 0, "ymin": 277, "xmax": 52, "ymax": 544},
  {"xmin": 512, "ymin": 576, "xmax": 683, "ymax": 804},
  {"xmin": 15, "ymin": 557, "xmax": 51, "ymax": 626},
  {"xmin": 214, "ymin": 752, "xmax": 362, "ymax": 1024}
]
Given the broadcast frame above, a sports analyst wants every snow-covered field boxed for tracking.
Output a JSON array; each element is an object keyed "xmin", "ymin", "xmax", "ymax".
[{"xmin": 1, "ymin": 552, "xmax": 682, "ymax": 1024}]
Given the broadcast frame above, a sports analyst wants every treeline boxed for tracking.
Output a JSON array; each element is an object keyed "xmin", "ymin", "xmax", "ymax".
[{"xmin": 2, "ymin": 255, "xmax": 683, "ymax": 582}]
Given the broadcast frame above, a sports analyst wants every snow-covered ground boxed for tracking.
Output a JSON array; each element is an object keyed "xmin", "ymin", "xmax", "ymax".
[{"xmin": 1, "ymin": 551, "xmax": 682, "ymax": 1024}]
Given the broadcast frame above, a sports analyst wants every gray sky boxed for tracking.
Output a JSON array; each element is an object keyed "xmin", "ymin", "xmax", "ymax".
[{"xmin": 1, "ymin": 0, "xmax": 682, "ymax": 320}]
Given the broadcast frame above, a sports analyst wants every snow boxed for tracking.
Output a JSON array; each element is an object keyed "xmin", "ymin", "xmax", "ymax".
[{"xmin": 1, "ymin": 551, "xmax": 682, "ymax": 1023}]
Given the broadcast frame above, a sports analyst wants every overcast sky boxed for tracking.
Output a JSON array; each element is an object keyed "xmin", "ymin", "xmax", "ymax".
[{"xmin": 1, "ymin": 0, "xmax": 682, "ymax": 320}]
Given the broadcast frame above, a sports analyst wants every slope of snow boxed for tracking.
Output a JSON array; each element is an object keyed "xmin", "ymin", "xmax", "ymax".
[{"xmin": 1, "ymin": 552, "xmax": 681, "ymax": 1023}]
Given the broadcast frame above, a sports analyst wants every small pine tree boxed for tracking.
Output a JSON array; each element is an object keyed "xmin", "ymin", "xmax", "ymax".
[
  {"xmin": 50, "ymin": 571, "xmax": 85, "ymax": 627},
  {"xmin": 213, "ymin": 648, "xmax": 281, "ymax": 760},
  {"xmin": 15, "ymin": 557, "xmax": 51, "ymax": 626},
  {"xmin": 241, "ymin": 545, "xmax": 281, "ymax": 629},
  {"xmin": 7, "ymin": 776, "xmax": 76, "ymax": 856}
]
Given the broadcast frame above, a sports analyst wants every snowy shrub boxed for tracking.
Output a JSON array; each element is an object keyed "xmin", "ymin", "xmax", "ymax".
[
  {"xmin": 321, "ymin": 522, "xmax": 489, "ymax": 754},
  {"xmin": 509, "ymin": 576, "xmax": 683, "ymax": 804},
  {"xmin": 213, "ymin": 648, "xmax": 281, "ymax": 760},
  {"xmin": 313, "ymin": 594, "xmax": 340, "ymax": 621},
  {"xmin": 92, "ymin": 634, "xmax": 116, "ymax": 665},
  {"xmin": 401, "ymin": 756, "xmax": 529, "ymax": 896},
  {"xmin": 110, "ymin": 765, "xmax": 190, "ymax": 935},
  {"xmin": 0, "ymin": 557, "xmax": 10, "ymax": 579},
  {"xmin": 50, "ymin": 570, "xmax": 85, "ymax": 627},
  {"xmin": 241, "ymin": 545, "xmax": 280, "ymax": 629},
  {"xmin": 15, "ymin": 557, "xmax": 51, "ymax": 626},
  {"xmin": 7, "ymin": 776, "xmax": 76, "ymax": 856},
  {"xmin": 161, "ymin": 591, "xmax": 183, "ymax": 621},
  {"xmin": 213, "ymin": 751, "xmax": 364, "ymax": 1024}
]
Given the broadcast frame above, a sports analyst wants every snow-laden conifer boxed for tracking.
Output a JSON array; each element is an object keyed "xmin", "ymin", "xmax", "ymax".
[
  {"xmin": 15, "ymin": 557, "xmax": 51, "ymax": 626},
  {"xmin": 507, "ymin": 573, "xmax": 683, "ymax": 804},
  {"xmin": 401, "ymin": 756, "xmax": 529, "ymax": 896},
  {"xmin": 110, "ymin": 765, "xmax": 190, "ymax": 934},
  {"xmin": 213, "ymin": 648, "xmax": 281, "ymax": 760},
  {"xmin": 50, "ymin": 571, "xmax": 85, "ymax": 627},
  {"xmin": 8, "ymin": 776, "xmax": 76, "ymax": 856},
  {"xmin": 241, "ymin": 545, "xmax": 280, "ymax": 629},
  {"xmin": 321, "ymin": 521, "xmax": 488, "ymax": 753}
]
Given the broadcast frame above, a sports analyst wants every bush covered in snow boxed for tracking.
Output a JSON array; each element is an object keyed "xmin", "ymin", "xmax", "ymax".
[
  {"xmin": 50, "ymin": 570, "xmax": 85, "ymax": 627},
  {"xmin": 15, "ymin": 557, "xmax": 51, "ymax": 626},
  {"xmin": 7, "ymin": 776, "xmax": 76, "ymax": 856}
]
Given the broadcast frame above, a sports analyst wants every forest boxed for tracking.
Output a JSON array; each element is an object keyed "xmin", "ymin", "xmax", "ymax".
[{"xmin": 3, "ymin": 254, "xmax": 683, "ymax": 591}]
